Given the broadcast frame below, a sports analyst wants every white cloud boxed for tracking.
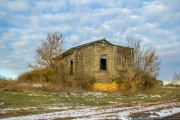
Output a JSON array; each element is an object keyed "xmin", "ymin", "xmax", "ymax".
[
  {"xmin": 142, "ymin": 0, "xmax": 180, "ymax": 27},
  {"xmin": 0, "ymin": 0, "xmax": 29, "ymax": 12},
  {"xmin": 143, "ymin": 3, "xmax": 168, "ymax": 15},
  {"xmin": 69, "ymin": 0, "xmax": 104, "ymax": 7},
  {"xmin": 35, "ymin": 0, "xmax": 67, "ymax": 12}
]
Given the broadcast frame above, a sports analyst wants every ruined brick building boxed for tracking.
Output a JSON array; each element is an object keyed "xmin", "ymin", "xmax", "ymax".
[{"xmin": 55, "ymin": 38, "xmax": 134, "ymax": 83}]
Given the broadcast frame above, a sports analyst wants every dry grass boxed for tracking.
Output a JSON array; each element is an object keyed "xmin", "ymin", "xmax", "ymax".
[
  {"xmin": 0, "ymin": 80, "xmax": 16, "ymax": 92},
  {"xmin": 17, "ymin": 65, "xmax": 159, "ymax": 94},
  {"xmin": 115, "ymin": 67, "xmax": 159, "ymax": 94},
  {"xmin": 17, "ymin": 68, "xmax": 95, "ymax": 93},
  {"xmin": 0, "ymin": 86, "xmax": 179, "ymax": 119}
]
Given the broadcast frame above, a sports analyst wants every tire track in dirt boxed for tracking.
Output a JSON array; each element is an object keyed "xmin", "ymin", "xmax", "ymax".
[{"xmin": 1, "ymin": 102, "xmax": 180, "ymax": 120}]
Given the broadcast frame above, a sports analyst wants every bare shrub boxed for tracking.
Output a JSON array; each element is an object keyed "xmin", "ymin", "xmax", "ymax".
[
  {"xmin": 127, "ymin": 37, "xmax": 161, "ymax": 78},
  {"xmin": 17, "ymin": 67, "xmax": 93, "ymax": 92},
  {"xmin": 116, "ymin": 37, "xmax": 161, "ymax": 94},
  {"xmin": 0, "ymin": 80, "xmax": 44, "ymax": 92},
  {"xmin": 0, "ymin": 80, "xmax": 16, "ymax": 92},
  {"xmin": 75, "ymin": 73, "xmax": 95, "ymax": 91},
  {"xmin": 117, "ymin": 69, "xmax": 159, "ymax": 94},
  {"xmin": 172, "ymin": 72, "xmax": 180, "ymax": 85},
  {"xmin": 18, "ymin": 69, "xmax": 47, "ymax": 83}
]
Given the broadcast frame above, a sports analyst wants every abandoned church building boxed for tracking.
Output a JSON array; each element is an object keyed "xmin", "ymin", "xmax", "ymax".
[{"xmin": 55, "ymin": 39, "xmax": 134, "ymax": 82}]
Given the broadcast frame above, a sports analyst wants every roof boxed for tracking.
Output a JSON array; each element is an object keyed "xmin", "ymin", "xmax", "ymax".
[
  {"xmin": 61, "ymin": 38, "xmax": 112, "ymax": 57},
  {"xmin": 54, "ymin": 38, "xmax": 133, "ymax": 60}
]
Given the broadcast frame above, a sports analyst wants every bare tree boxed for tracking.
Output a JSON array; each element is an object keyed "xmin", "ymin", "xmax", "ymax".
[
  {"xmin": 172, "ymin": 72, "xmax": 180, "ymax": 84},
  {"xmin": 116, "ymin": 37, "xmax": 161, "ymax": 93},
  {"xmin": 30, "ymin": 31, "xmax": 64, "ymax": 69},
  {"xmin": 126, "ymin": 37, "xmax": 161, "ymax": 78}
]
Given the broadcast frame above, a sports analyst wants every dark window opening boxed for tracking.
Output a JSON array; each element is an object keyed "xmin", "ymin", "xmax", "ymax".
[
  {"xmin": 100, "ymin": 58, "xmax": 106, "ymax": 70},
  {"xmin": 70, "ymin": 60, "xmax": 73, "ymax": 74}
]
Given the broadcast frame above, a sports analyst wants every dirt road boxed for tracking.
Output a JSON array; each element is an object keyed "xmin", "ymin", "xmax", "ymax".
[{"xmin": 163, "ymin": 112, "xmax": 180, "ymax": 119}]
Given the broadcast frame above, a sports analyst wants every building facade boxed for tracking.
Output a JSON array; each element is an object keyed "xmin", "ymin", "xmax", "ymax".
[{"xmin": 55, "ymin": 39, "xmax": 134, "ymax": 83}]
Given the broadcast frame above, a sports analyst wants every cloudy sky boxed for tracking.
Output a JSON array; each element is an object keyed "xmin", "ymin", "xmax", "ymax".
[{"xmin": 0, "ymin": 0, "xmax": 179, "ymax": 80}]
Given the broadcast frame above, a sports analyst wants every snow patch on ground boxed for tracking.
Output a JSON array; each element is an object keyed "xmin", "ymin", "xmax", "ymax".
[
  {"xmin": 44, "ymin": 106, "xmax": 69, "ymax": 111},
  {"xmin": 0, "ymin": 107, "xmax": 37, "ymax": 114},
  {"xmin": 150, "ymin": 108, "xmax": 180, "ymax": 118},
  {"xmin": 18, "ymin": 83, "xmax": 42, "ymax": 88},
  {"xmin": 1, "ymin": 102, "xmax": 179, "ymax": 120},
  {"xmin": 0, "ymin": 102, "xmax": 4, "ymax": 105},
  {"xmin": 151, "ymin": 95, "xmax": 161, "ymax": 98}
]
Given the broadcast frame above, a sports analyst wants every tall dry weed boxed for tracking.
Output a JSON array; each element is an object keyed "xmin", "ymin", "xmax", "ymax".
[{"xmin": 116, "ymin": 67, "xmax": 159, "ymax": 94}]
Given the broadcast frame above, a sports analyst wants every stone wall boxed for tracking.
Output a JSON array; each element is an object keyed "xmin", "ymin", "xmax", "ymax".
[
  {"xmin": 116, "ymin": 46, "xmax": 134, "ymax": 71},
  {"xmin": 58, "ymin": 43, "xmax": 134, "ymax": 83},
  {"xmin": 75, "ymin": 46, "xmax": 94, "ymax": 79},
  {"xmin": 93, "ymin": 44, "xmax": 116, "ymax": 82}
]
